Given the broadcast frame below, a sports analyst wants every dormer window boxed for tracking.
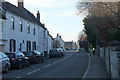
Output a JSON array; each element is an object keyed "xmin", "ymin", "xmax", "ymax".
[
  {"xmin": 11, "ymin": 17, "xmax": 14, "ymax": 30},
  {"xmin": 20, "ymin": 20, "xmax": 23, "ymax": 32}
]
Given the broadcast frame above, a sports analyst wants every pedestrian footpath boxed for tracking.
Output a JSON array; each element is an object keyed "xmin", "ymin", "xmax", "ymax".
[{"xmin": 85, "ymin": 54, "xmax": 109, "ymax": 78}]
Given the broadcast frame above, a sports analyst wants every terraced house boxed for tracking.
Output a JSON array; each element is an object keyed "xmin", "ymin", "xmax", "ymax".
[{"xmin": 0, "ymin": 0, "xmax": 53, "ymax": 54}]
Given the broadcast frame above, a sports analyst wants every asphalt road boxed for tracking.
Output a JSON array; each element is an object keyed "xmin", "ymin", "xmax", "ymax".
[{"xmin": 2, "ymin": 51, "xmax": 89, "ymax": 79}]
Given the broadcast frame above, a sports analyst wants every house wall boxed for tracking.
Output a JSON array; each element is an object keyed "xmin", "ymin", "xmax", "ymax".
[
  {"xmin": 0, "ymin": 18, "xmax": 6, "ymax": 52},
  {"xmin": 47, "ymin": 35, "xmax": 51, "ymax": 54},
  {"xmin": 54, "ymin": 36, "xmax": 64, "ymax": 49},
  {"xmin": 43, "ymin": 30, "xmax": 48, "ymax": 52},
  {"xmin": 3, "ymin": 11, "xmax": 39, "ymax": 52},
  {"xmin": 38, "ymin": 26, "xmax": 44, "ymax": 54},
  {"xmin": 47, "ymin": 35, "xmax": 53, "ymax": 54}
]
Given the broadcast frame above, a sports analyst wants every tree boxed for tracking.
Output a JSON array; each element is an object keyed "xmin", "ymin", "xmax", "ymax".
[{"xmin": 77, "ymin": 1, "xmax": 120, "ymax": 46}]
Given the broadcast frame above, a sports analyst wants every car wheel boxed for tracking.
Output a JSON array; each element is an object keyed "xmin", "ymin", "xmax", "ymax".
[
  {"xmin": 5, "ymin": 65, "xmax": 9, "ymax": 73},
  {"xmin": 41, "ymin": 59, "xmax": 44, "ymax": 63},
  {"xmin": 26, "ymin": 61, "xmax": 30, "ymax": 67},
  {"xmin": 35, "ymin": 60, "xmax": 39, "ymax": 64},
  {"xmin": 18, "ymin": 62, "xmax": 22, "ymax": 69}
]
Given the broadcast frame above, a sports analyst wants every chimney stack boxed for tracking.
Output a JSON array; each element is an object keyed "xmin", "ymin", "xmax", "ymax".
[
  {"xmin": 37, "ymin": 11, "xmax": 40, "ymax": 21},
  {"xmin": 18, "ymin": 0, "xmax": 24, "ymax": 8},
  {"xmin": 43, "ymin": 23, "xmax": 45, "ymax": 27},
  {"xmin": 57, "ymin": 34, "xmax": 59, "ymax": 37}
]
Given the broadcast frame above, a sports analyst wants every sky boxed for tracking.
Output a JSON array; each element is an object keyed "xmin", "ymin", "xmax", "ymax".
[{"xmin": 5, "ymin": 0, "xmax": 85, "ymax": 42}]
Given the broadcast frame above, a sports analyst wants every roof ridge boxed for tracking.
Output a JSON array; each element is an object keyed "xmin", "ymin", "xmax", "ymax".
[{"xmin": 2, "ymin": 1, "xmax": 47, "ymax": 29}]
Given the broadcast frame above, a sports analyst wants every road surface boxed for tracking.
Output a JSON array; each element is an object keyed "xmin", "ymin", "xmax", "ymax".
[{"xmin": 2, "ymin": 51, "xmax": 89, "ymax": 79}]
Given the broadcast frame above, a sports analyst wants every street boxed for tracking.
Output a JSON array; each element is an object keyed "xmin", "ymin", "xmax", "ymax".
[{"xmin": 2, "ymin": 51, "xmax": 89, "ymax": 79}]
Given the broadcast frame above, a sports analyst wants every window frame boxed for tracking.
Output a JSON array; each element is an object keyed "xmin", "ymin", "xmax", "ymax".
[
  {"xmin": 10, "ymin": 39, "xmax": 16, "ymax": 52},
  {"xmin": 26, "ymin": 41, "xmax": 31, "ymax": 51},
  {"xmin": 11, "ymin": 17, "xmax": 14, "ymax": 30},
  {"xmin": 33, "ymin": 26, "xmax": 35, "ymax": 35},
  {"xmin": 27, "ymin": 23, "xmax": 30, "ymax": 34},
  {"xmin": 20, "ymin": 20, "xmax": 23, "ymax": 32},
  {"xmin": 32, "ymin": 42, "xmax": 36, "ymax": 50}
]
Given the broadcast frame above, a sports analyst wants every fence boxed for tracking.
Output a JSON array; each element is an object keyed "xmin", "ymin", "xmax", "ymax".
[{"xmin": 100, "ymin": 46, "xmax": 120, "ymax": 78}]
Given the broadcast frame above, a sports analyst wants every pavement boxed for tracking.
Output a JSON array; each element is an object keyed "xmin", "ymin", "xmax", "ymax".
[{"xmin": 84, "ymin": 54, "xmax": 110, "ymax": 78}]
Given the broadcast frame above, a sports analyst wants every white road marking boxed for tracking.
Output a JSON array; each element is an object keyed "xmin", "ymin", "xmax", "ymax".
[
  {"xmin": 43, "ymin": 64, "xmax": 52, "ymax": 68},
  {"xmin": 27, "ymin": 69, "xmax": 41, "ymax": 75},
  {"xmin": 60, "ymin": 59, "xmax": 64, "ymax": 61},
  {"xmin": 52, "ymin": 61, "xmax": 59, "ymax": 64},
  {"xmin": 16, "ymin": 76, "xmax": 22, "ymax": 78},
  {"xmin": 82, "ymin": 54, "xmax": 91, "ymax": 79},
  {"xmin": 12, "ymin": 76, "xmax": 22, "ymax": 80}
]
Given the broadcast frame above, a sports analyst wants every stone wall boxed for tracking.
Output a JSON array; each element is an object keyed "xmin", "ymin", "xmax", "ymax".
[
  {"xmin": 110, "ymin": 50, "xmax": 119, "ymax": 78},
  {"xmin": 100, "ymin": 47, "xmax": 120, "ymax": 78}
]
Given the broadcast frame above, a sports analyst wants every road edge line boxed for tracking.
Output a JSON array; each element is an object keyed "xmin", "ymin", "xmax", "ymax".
[{"xmin": 82, "ymin": 54, "xmax": 91, "ymax": 79}]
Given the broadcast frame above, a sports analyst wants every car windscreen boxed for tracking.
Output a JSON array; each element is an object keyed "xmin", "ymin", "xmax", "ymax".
[
  {"xmin": 50, "ymin": 50, "xmax": 57, "ymax": 52},
  {"xmin": 22, "ymin": 52, "xmax": 32, "ymax": 56},
  {"xmin": 5, "ymin": 53, "xmax": 15, "ymax": 58},
  {"xmin": 33, "ymin": 51, "xmax": 41, "ymax": 55}
]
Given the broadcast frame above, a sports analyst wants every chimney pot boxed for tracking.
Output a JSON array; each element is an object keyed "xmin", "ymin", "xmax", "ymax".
[
  {"xmin": 57, "ymin": 34, "xmax": 59, "ymax": 37},
  {"xmin": 18, "ymin": 0, "xmax": 24, "ymax": 8}
]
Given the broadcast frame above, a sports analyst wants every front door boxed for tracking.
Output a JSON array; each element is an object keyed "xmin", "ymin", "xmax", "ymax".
[{"xmin": 20, "ymin": 43, "xmax": 22, "ymax": 52}]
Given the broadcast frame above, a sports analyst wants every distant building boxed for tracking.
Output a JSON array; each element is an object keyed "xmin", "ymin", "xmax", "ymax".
[
  {"xmin": 79, "ymin": 35, "xmax": 88, "ymax": 51},
  {"xmin": 73, "ymin": 42, "xmax": 77, "ymax": 50},
  {"xmin": 77, "ymin": 40, "xmax": 80, "ymax": 50},
  {"xmin": 64, "ymin": 41, "xmax": 73, "ymax": 50},
  {"xmin": 54, "ymin": 34, "xmax": 64, "ymax": 49}
]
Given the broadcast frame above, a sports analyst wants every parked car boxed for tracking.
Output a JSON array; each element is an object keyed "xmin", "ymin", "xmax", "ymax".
[
  {"xmin": 49, "ymin": 50, "xmax": 61, "ymax": 58},
  {"xmin": 57, "ymin": 48, "xmax": 64, "ymax": 56},
  {"xmin": 22, "ymin": 50, "xmax": 44, "ymax": 64},
  {"xmin": 5, "ymin": 52, "xmax": 30, "ymax": 69},
  {"xmin": 66, "ymin": 48, "xmax": 70, "ymax": 50},
  {"xmin": 0, "ymin": 52, "xmax": 10, "ymax": 73}
]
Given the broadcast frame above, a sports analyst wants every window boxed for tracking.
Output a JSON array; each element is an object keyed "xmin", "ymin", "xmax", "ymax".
[
  {"xmin": 32, "ymin": 42, "xmax": 36, "ymax": 50},
  {"xmin": 33, "ymin": 26, "xmax": 35, "ymax": 35},
  {"xmin": 44, "ymin": 30, "xmax": 45, "ymax": 38},
  {"xmin": 27, "ymin": 23, "xmax": 30, "ymax": 33},
  {"xmin": 10, "ymin": 39, "xmax": 16, "ymax": 52},
  {"xmin": 1, "ymin": 21, "xmax": 4, "ymax": 33},
  {"xmin": 11, "ymin": 17, "xmax": 14, "ymax": 30},
  {"xmin": 20, "ymin": 20, "xmax": 23, "ymax": 32},
  {"xmin": 26, "ymin": 41, "xmax": 31, "ymax": 51}
]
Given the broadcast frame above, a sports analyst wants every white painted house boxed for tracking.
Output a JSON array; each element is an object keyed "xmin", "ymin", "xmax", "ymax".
[
  {"xmin": 54, "ymin": 34, "xmax": 64, "ymax": 49},
  {"xmin": 47, "ymin": 32, "xmax": 53, "ymax": 55},
  {"xmin": 0, "ymin": 0, "xmax": 50, "ymax": 54},
  {"xmin": 0, "ymin": 6, "xmax": 6, "ymax": 52}
]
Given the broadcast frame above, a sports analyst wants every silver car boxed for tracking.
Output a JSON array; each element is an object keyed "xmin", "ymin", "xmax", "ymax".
[{"xmin": 0, "ymin": 52, "xmax": 10, "ymax": 73}]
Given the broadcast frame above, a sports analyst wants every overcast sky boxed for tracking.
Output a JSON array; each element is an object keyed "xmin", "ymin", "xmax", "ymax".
[{"xmin": 5, "ymin": 0, "xmax": 84, "ymax": 42}]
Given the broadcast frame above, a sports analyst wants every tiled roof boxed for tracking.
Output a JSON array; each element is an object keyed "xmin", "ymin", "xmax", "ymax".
[
  {"xmin": 1, "ymin": 1, "xmax": 47, "ymax": 29},
  {"xmin": 0, "ymin": 6, "xmax": 6, "ymax": 19}
]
